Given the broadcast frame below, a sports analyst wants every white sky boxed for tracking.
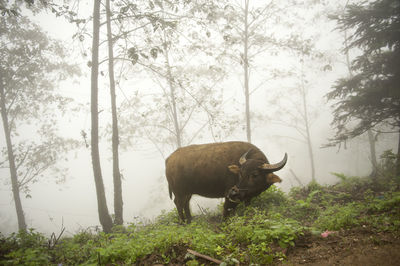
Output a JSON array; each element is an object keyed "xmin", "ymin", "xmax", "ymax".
[{"xmin": 0, "ymin": 0, "xmax": 397, "ymax": 235}]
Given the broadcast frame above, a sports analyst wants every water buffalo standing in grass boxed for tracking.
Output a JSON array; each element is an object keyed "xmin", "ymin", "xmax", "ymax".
[{"xmin": 165, "ymin": 141, "xmax": 287, "ymax": 223}]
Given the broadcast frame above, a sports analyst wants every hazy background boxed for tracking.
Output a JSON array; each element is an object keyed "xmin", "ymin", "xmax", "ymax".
[{"xmin": 0, "ymin": 0, "xmax": 397, "ymax": 236}]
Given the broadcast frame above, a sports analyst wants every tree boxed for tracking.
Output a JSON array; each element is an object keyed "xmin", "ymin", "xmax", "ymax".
[
  {"xmin": 114, "ymin": 0, "xmax": 230, "ymax": 153},
  {"xmin": 0, "ymin": 72, "xmax": 25, "ymax": 231},
  {"xmin": 0, "ymin": 0, "xmax": 48, "ymax": 16},
  {"xmin": 90, "ymin": 0, "xmax": 113, "ymax": 233},
  {"xmin": 286, "ymin": 58, "xmax": 318, "ymax": 183},
  {"xmin": 342, "ymin": 8, "xmax": 379, "ymax": 176},
  {"xmin": 242, "ymin": 0, "xmax": 252, "ymax": 143},
  {"xmin": 59, "ymin": 0, "xmax": 124, "ymax": 227},
  {"xmin": 269, "ymin": 39, "xmax": 327, "ymax": 183},
  {"xmin": 0, "ymin": 14, "xmax": 80, "ymax": 231},
  {"xmin": 213, "ymin": 0, "xmax": 315, "ymax": 143},
  {"xmin": 105, "ymin": 0, "xmax": 123, "ymax": 226},
  {"xmin": 325, "ymin": 0, "xmax": 381, "ymax": 177},
  {"xmin": 158, "ymin": 13, "xmax": 183, "ymax": 148},
  {"xmin": 221, "ymin": 0, "xmax": 277, "ymax": 143},
  {"xmin": 327, "ymin": 0, "xmax": 400, "ymax": 174}
]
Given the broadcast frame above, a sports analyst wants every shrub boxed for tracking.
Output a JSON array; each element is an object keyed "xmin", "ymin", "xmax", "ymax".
[
  {"xmin": 314, "ymin": 203, "xmax": 361, "ymax": 230},
  {"xmin": 0, "ymin": 229, "xmax": 50, "ymax": 265},
  {"xmin": 2, "ymin": 164, "xmax": 399, "ymax": 265},
  {"xmin": 250, "ymin": 185, "xmax": 287, "ymax": 208},
  {"xmin": 222, "ymin": 209, "xmax": 303, "ymax": 264}
]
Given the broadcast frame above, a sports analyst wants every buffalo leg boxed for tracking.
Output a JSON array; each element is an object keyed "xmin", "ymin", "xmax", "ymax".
[
  {"xmin": 174, "ymin": 196, "xmax": 186, "ymax": 223},
  {"xmin": 183, "ymin": 195, "xmax": 192, "ymax": 223},
  {"xmin": 223, "ymin": 198, "xmax": 238, "ymax": 218}
]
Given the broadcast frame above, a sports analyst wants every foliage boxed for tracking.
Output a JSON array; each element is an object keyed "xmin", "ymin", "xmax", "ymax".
[
  {"xmin": 0, "ymin": 14, "xmax": 81, "ymax": 195},
  {"xmin": 154, "ymin": 209, "xmax": 181, "ymax": 225},
  {"xmin": 314, "ymin": 203, "xmax": 361, "ymax": 230},
  {"xmin": 288, "ymin": 188, "xmax": 322, "ymax": 223},
  {"xmin": 331, "ymin": 173, "xmax": 373, "ymax": 193},
  {"xmin": 102, "ymin": 0, "xmax": 233, "ymax": 152},
  {"xmin": 1, "ymin": 165, "xmax": 399, "ymax": 265},
  {"xmin": 377, "ymin": 150, "xmax": 400, "ymax": 188},
  {"xmin": 0, "ymin": 229, "xmax": 49, "ymax": 265},
  {"xmin": 236, "ymin": 185, "xmax": 287, "ymax": 213},
  {"xmin": 223, "ymin": 210, "xmax": 303, "ymax": 264},
  {"xmin": 0, "ymin": 0, "xmax": 49, "ymax": 16},
  {"xmin": 327, "ymin": 0, "xmax": 400, "ymax": 143}
]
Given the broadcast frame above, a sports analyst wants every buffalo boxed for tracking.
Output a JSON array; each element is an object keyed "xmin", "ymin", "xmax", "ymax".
[{"xmin": 165, "ymin": 141, "xmax": 287, "ymax": 223}]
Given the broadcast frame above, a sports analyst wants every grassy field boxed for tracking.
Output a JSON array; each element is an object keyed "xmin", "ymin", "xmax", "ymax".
[{"xmin": 1, "ymin": 155, "xmax": 400, "ymax": 265}]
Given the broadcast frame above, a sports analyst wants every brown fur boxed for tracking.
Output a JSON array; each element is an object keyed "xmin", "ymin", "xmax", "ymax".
[{"xmin": 165, "ymin": 141, "xmax": 286, "ymax": 223}]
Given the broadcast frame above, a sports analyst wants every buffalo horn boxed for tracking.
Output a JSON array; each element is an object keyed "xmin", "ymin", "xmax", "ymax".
[
  {"xmin": 239, "ymin": 149, "xmax": 252, "ymax": 165},
  {"xmin": 259, "ymin": 153, "xmax": 288, "ymax": 171}
]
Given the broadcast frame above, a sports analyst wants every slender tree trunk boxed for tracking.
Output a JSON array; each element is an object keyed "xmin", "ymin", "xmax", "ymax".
[
  {"xmin": 305, "ymin": 125, "xmax": 316, "ymax": 182},
  {"xmin": 90, "ymin": 0, "xmax": 113, "ymax": 233},
  {"xmin": 0, "ymin": 77, "xmax": 27, "ymax": 231},
  {"xmin": 243, "ymin": 0, "xmax": 251, "ymax": 143},
  {"xmin": 367, "ymin": 130, "xmax": 378, "ymax": 176},
  {"xmin": 162, "ymin": 38, "xmax": 181, "ymax": 148},
  {"xmin": 106, "ymin": 0, "xmax": 123, "ymax": 226},
  {"xmin": 397, "ymin": 127, "xmax": 400, "ymax": 176},
  {"xmin": 298, "ymin": 59, "xmax": 316, "ymax": 182},
  {"xmin": 301, "ymin": 82, "xmax": 316, "ymax": 182}
]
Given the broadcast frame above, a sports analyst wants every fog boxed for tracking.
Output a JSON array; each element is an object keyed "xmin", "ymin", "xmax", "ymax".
[{"xmin": 0, "ymin": 0, "xmax": 398, "ymax": 236}]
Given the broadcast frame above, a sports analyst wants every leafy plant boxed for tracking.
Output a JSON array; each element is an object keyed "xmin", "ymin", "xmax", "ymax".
[
  {"xmin": 1, "ymin": 167, "xmax": 399, "ymax": 265},
  {"xmin": 314, "ymin": 203, "xmax": 361, "ymax": 230},
  {"xmin": 250, "ymin": 185, "xmax": 288, "ymax": 208},
  {"xmin": 223, "ymin": 209, "xmax": 303, "ymax": 264},
  {"xmin": 0, "ymin": 229, "xmax": 50, "ymax": 265}
]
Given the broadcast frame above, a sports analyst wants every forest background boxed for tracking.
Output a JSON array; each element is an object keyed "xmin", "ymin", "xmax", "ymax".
[{"xmin": 0, "ymin": 0, "xmax": 398, "ymax": 235}]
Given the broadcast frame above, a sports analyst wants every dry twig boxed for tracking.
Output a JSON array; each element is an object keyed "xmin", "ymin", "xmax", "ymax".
[{"xmin": 187, "ymin": 249, "xmax": 222, "ymax": 264}]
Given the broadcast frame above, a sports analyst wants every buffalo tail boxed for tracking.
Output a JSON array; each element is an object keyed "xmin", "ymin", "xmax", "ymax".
[{"xmin": 168, "ymin": 183, "xmax": 173, "ymax": 199}]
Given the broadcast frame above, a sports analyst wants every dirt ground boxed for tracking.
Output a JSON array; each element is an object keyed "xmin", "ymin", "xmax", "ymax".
[
  {"xmin": 281, "ymin": 228, "xmax": 400, "ymax": 266},
  {"xmin": 138, "ymin": 227, "xmax": 400, "ymax": 265}
]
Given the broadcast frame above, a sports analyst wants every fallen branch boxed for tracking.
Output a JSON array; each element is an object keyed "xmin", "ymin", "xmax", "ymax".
[{"xmin": 187, "ymin": 249, "xmax": 222, "ymax": 264}]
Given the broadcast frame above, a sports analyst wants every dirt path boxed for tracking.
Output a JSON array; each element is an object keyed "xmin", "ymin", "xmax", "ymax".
[
  {"xmin": 139, "ymin": 228, "xmax": 400, "ymax": 265},
  {"xmin": 282, "ymin": 229, "xmax": 400, "ymax": 266}
]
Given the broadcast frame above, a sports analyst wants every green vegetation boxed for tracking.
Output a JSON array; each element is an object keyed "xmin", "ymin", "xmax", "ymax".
[{"xmin": 1, "ymin": 160, "xmax": 399, "ymax": 265}]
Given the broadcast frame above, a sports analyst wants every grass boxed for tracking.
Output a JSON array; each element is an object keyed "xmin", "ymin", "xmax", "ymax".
[{"xmin": 1, "ymin": 155, "xmax": 399, "ymax": 265}]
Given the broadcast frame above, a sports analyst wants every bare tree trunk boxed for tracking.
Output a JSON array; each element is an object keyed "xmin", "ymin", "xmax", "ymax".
[
  {"xmin": 243, "ymin": 0, "xmax": 251, "ymax": 143},
  {"xmin": 162, "ymin": 38, "xmax": 181, "ymax": 148},
  {"xmin": 297, "ymin": 58, "xmax": 316, "ymax": 182},
  {"xmin": 300, "ymin": 79, "xmax": 316, "ymax": 182},
  {"xmin": 90, "ymin": 0, "xmax": 113, "ymax": 233},
  {"xmin": 106, "ymin": 0, "xmax": 123, "ymax": 226},
  {"xmin": 0, "ymin": 77, "xmax": 26, "ymax": 231},
  {"xmin": 397, "ymin": 127, "xmax": 400, "ymax": 176},
  {"xmin": 305, "ymin": 126, "xmax": 316, "ymax": 182},
  {"xmin": 367, "ymin": 130, "xmax": 378, "ymax": 176}
]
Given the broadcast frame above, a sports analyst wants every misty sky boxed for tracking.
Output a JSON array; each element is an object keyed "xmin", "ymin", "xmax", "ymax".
[{"xmin": 0, "ymin": 0, "xmax": 397, "ymax": 235}]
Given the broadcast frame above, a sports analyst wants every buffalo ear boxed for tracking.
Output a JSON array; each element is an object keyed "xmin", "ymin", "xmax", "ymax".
[
  {"xmin": 228, "ymin": 165, "xmax": 240, "ymax": 175},
  {"xmin": 266, "ymin": 173, "xmax": 282, "ymax": 184}
]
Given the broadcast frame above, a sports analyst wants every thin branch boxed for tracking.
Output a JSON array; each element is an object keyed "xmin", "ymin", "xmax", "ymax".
[
  {"xmin": 247, "ymin": 0, "xmax": 274, "ymax": 29},
  {"xmin": 143, "ymin": 127, "xmax": 166, "ymax": 159},
  {"xmin": 186, "ymin": 249, "xmax": 222, "ymax": 265},
  {"xmin": 15, "ymin": 146, "xmax": 32, "ymax": 171},
  {"xmin": 19, "ymin": 160, "xmax": 54, "ymax": 188},
  {"xmin": 98, "ymin": 21, "xmax": 153, "ymax": 46},
  {"xmin": 249, "ymin": 76, "xmax": 274, "ymax": 95},
  {"xmin": 187, "ymin": 120, "xmax": 209, "ymax": 144},
  {"xmin": 290, "ymin": 169, "xmax": 304, "ymax": 186}
]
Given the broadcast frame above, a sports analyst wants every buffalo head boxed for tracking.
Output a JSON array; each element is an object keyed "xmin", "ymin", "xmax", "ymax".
[{"xmin": 226, "ymin": 149, "xmax": 287, "ymax": 203}]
